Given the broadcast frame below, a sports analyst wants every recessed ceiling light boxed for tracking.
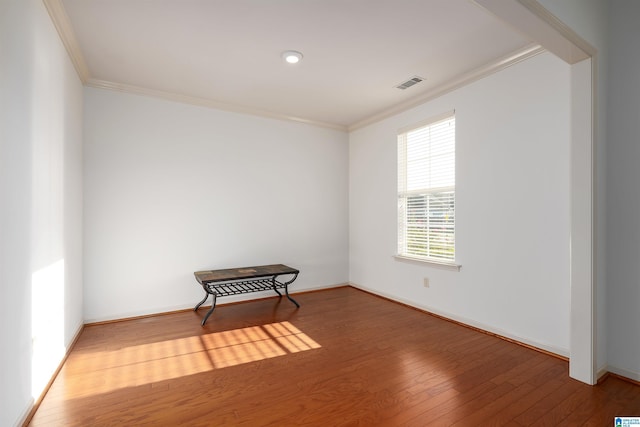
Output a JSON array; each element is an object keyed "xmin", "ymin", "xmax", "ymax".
[{"xmin": 282, "ymin": 50, "xmax": 303, "ymax": 64}]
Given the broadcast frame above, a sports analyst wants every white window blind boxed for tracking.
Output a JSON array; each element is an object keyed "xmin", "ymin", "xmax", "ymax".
[{"xmin": 398, "ymin": 113, "xmax": 455, "ymax": 262}]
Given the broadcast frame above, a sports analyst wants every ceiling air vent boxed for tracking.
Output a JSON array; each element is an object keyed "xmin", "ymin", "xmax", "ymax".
[{"xmin": 395, "ymin": 76, "xmax": 424, "ymax": 90}]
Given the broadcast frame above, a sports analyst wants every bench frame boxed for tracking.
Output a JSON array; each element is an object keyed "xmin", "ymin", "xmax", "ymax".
[{"xmin": 193, "ymin": 264, "xmax": 300, "ymax": 326}]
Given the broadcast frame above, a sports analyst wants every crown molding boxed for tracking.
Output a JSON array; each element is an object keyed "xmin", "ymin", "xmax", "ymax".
[
  {"xmin": 90, "ymin": 43, "xmax": 542, "ymax": 134},
  {"xmin": 515, "ymin": 0, "xmax": 596, "ymax": 58},
  {"xmin": 473, "ymin": 0, "xmax": 594, "ymax": 65},
  {"xmin": 43, "ymin": 0, "xmax": 548, "ymax": 134},
  {"xmin": 42, "ymin": 0, "xmax": 89, "ymax": 83},
  {"xmin": 42, "ymin": 0, "xmax": 345, "ymax": 131},
  {"xmin": 86, "ymin": 79, "xmax": 348, "ymax": 132},
  {"xmin": 348, "ymin": 44, "xmax": 545, "ymax": 132}
]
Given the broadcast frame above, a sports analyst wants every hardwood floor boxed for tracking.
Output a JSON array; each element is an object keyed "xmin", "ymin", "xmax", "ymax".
[{"xmin": 28, "ymin": 286, "xmax": 640, "ymax": 426}]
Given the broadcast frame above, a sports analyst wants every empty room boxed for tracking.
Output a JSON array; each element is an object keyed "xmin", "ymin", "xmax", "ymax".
[{"xmin": 2, "ymin": 0, "xmax": 640, "ymax": 426}]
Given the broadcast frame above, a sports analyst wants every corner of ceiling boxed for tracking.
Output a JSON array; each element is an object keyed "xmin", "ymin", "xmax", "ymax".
[
  {"xmin": 347, "ymin": 43, "xmax": 545, "ymax": 132},
  {"xmin": 44, "ymin": 0, "xmax": 544, "ymax": 136},
  {"xmin": 43, "ymin": 0, "xmax": 90, "ymax": 83},
  {"xmin": 472, "ymin": 0, "xmax": 594, "ymax": 64}
]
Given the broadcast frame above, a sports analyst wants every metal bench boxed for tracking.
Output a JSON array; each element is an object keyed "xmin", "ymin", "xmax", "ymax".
[{"xmin": 193, "ymin": 264, "xmax": 300, "ymax": 325}]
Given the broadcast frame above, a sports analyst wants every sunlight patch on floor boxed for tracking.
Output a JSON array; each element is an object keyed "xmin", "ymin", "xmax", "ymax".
[{"xmin": 62, "ymin": 321, "xmax": 320, "ymax": 399}]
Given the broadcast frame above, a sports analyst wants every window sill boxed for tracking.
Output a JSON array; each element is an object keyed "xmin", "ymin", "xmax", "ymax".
[{"xmin": 394, "ymin": 255, "xmax": 462, "ymax": 271}]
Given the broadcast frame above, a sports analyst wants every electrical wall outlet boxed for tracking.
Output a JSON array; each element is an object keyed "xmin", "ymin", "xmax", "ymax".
[{"xmin": 423, "ymin": 277, "xmax": 430, "ymax": 288}]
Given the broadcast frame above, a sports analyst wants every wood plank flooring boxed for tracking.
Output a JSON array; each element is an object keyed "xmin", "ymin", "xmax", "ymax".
[{"xmin": 28, "ymin": 286, "xmax": 640, "ymax": 426}]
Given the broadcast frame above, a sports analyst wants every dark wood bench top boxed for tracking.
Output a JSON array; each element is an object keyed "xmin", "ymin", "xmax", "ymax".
[{"xmin": 194, "ymin": 264, "xmax": 299, "ymax": 285}]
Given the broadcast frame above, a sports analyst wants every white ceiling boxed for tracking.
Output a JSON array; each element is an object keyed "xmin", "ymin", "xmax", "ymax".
[{"xmin": 58, "ymin": 0, "xmax": 535, "ymax": 130}]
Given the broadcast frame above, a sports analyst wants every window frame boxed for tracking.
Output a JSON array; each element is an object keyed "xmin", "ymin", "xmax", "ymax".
[{"xmin": 396, "ymin": 111, "xmax": 460, "ymax": 270}]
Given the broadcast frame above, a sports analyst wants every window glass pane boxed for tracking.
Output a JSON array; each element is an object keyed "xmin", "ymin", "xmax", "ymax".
[{"xmin": 398, "ymin": 114, "xmax": 455, "ymax": 262}]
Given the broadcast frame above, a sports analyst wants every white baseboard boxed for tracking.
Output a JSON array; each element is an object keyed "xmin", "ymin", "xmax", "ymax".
[
  {"xmin": 349, "ymin": 281, "xmax": 569, "ymax": 359},
  {"xmin": 84, "ymin": 282, "xmax": 349, "ymax": 325},
  {"xmin": 607, "ymin": 365, "xmax": 640, "ymax": 383},
  {"xmin": 15, "ymin": 398, "xmax": 34, "ymax": 427},
  {"xmin": 597, "ymin": 365, "xmax": 609, "ymax": 382},
  {"xmin": 18, "ymin": 320, "xmax": 84, "ymax": 427}
]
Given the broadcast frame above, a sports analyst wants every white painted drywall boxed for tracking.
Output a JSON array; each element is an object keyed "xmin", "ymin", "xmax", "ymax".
[
  {"xmin": 568, "ymin": 57, "xmax": 596, "ymax": 383},
  {"xmin": 537, "ymin": 0, "xmax": 640, "ymax": 382},
  {"xmin": 0, "ymin": 0, "xmax": 84, "ymax": 425},
  {"xmin": 349, "ymin": 52, "xmax": 571, "ymax": 355},
  {"xmin": 605, "ymin": 0, "xmax": 640, "ymax": 382},
  {"xmin": 83, "ymin": 88, "xmax": 349, "ymax": 322},
  {"xmin": 540, "ymin": 0, "xmax": 611, "ymax": 383}
]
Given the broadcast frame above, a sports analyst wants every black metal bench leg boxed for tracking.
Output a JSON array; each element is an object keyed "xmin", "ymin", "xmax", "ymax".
[
  {"xmin": 285, "ymin": 285, "xmax": 300, "ymax": 308},
  {"xmin": 280, "ymin": 272, "xmax": 300, "ymax": 307},
  {"xmin": 194, "ymin": 290, "xmax": 209, "ymax": 311},
  {"xmin": 271, "ymin": 275, "xmax": 283, "ymax": 298},
  {"xmin": 201, "ymin": 293, "xmax": 217, "ymax": 326}
]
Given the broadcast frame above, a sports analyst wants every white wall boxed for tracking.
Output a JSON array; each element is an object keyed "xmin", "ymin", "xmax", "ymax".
[
  {"xmin": 605, "ymin": 0, "xmax": 640, "ymax": 381},
  {"xmin": 539, "ymin": 0, "xmax": 640, "ymax": 382},
  {"xmin": 349, "ymin": 52, "xmax": 571, "ymax": 355},
  {"xmin": 540, "ymin": 0, "xmax": 611, "ymax": 382},
  {"xmin": 83, "ymin": 88, "xmax": 349, "ymax": 322},
  {"xmin": 0, "ymin": 1, "xmax": 84, "ymax": 425}
]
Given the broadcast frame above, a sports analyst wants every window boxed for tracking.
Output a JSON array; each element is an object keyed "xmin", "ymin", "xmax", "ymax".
[{"xmin": 397, "ymin": 112, "xmax": 456, "ymax": 263}]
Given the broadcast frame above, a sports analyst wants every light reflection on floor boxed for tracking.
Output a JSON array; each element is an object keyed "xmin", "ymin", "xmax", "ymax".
[{"xmin": 61, "ymin": 321, "xmax": 320, "ymax": 399}]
